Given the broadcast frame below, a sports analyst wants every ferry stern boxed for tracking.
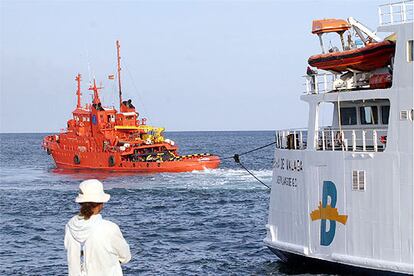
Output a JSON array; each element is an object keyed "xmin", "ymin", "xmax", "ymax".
[{"xmin": 265, "ymin": 2, "xmax": 413, "ymax": 274}]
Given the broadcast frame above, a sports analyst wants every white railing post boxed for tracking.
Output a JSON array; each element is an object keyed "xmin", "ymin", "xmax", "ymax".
[
  {"xmin": 341, "ymin": 130, "xmax": 345, "ymax": 151},
  {"xmin": 402, "ymin": 1, "xmax": 407, "ymax": 22},
  {"xmin": 278, "ymin": 132, "xmax": 281, "ymax": 148},
  {"xmin": 390, "ymin": 4, "xmax": 394, "ymax": 24},
  {"xmin": 306, "ymin": 78, "xmax": 310, "ymax": 94},
  {"xmin": 322, "ymin": 130, "xmax": 325, "ymax": 150},
  {"xmin": 331, "ymin": 130, "xmax": 335, "ymax": 151},
  {"xmin": 279, "ymin": 131, "xmax": 283, "ymax": 148},
  {"xmin": 378, "ymin": 6, "xmax": 383, "ymax": 25},
  {"xmin": 352, "ymin": 130, "xmax": 356, "ymax": 152},
  {"xmin": 299, "ymin": 131, "xmax": 303, "ymax": 149},
  {"xmin": 315, "ymin": 76, "xmax": 319, "ymax": 94},
  {"xmin": 293, "ymin": 130, "xmax": 297, "ymax": 150},
  {"xmin": 373, "ymin": 130, "xmax": 378, "ymax": 152},
  {"xmin": 282, "ymin": 131, "xmax": 286, "ymax": 149},
  {"xmin": 323, "ymin": 74, "xmax": 327, "ymax": 93},
  {"xmin": 362, "ymin": 130, "xmax": 366, "ymax": 152},
  {"xmin": 275, "ymin": 132, "xmax": 279, "ymax": 148}
]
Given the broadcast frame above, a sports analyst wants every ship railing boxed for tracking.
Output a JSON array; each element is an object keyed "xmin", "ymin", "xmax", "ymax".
[
  {"xmin": 303, "ymin": 73, "xmax": 339, "ymax": 94},
  {"xmin": 275, "ymin": 129, "xmax": 308, "ymax": 150},
  {"xmin": 379, "ymin": 0, "xmax": 413, "ymax": 26},
  {"xmin": 316, "ymin": 128, "xmax": 388, "ymax": 152},
  {"xmin": 276, "ymin": 128, "xmax": 388, "ymax": 152}
]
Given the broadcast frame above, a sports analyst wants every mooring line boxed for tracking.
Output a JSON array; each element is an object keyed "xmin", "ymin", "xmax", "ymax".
[
  {"xmin": 222, "ymin": 141, "xmax": 276, "ymax": 190},
  {"xmin": 221, "ymin": 141, "xmax": 276, "ymax": 160}
]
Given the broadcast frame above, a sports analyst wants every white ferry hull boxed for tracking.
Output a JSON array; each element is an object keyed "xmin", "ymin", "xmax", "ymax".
[
  {"xmin": 266, "ymin": 4, "xmax": 413, "ymax": 273},
  {"xmin": 265, "ymin": 148, "xmax": 413, "ymax": 274}
]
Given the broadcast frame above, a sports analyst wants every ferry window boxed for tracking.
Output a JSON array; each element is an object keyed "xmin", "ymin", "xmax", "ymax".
[
  {"xmin": 381, "ymin": 105, "xmax": 390, "ymax": 125},
  {"xmin": 360, "ymin": 106, "xmax": 378, "ymax": 125},
  {"xmin": 408, "ymin": 40, "xmax": 413, "ymax": 62},
  {"xmin": 340, "ymin": 107, "xmax": 357, "ymax": 125}
]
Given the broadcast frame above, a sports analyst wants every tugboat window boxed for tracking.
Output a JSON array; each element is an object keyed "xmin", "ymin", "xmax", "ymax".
[
  {"xmin": 360, "ymin": 106, "xmax": 378, "ymax": 125},
  {"xmin": 381, "ymin": 105, "xmax": 390, "ymax": 125},
  {"xmin": 340, "ymin": 107, "xmax": 357, "ymax": 125}
]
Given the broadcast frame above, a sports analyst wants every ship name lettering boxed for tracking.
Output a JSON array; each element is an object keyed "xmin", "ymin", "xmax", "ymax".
[
  {"xmin": 274, "ymin": 158, "xmax": 303, "ymax": 172},
  {"xmin": 276, "ymin": 175, "xmax": 297, "ymax": 187}
]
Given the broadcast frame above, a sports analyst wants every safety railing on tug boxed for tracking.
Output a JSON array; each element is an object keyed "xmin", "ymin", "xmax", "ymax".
[
  {"xmin": 276, "ymin": 128, "xmax": 388, "ymax": 152},
  {"xmin": 379, "ymin": 0, "xmax": 414, "ymax": 26}
]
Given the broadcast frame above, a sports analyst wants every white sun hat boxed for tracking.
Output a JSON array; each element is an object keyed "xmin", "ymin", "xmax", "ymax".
[{"xmin": 75, "ymin": 179, "xmax": 111, "ymax": 203}]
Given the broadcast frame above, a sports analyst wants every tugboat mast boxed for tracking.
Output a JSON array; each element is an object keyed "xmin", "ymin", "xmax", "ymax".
[
  {"xmin": 89, "ymin": 79, "xmax": 103, "ymax": 105},
  {"xmin": 75, "ymin": 73, "xmax": 82, "ymax": 108},
  {"xmin": 116, "ymin": 40, "xmax": 122, "ymax": 109}
]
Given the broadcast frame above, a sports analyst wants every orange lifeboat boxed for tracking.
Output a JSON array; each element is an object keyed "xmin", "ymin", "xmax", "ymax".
[
  {"xmin": 42, "ymin": 41, "xmax": 220, "ymax": 173},
  {"xmin": 308, "ymin": 18, "xmax": 396, "ymax": 73},
  {"xmin": 308, "ymin": 40, "xmax": 395, "ymax": 72}
]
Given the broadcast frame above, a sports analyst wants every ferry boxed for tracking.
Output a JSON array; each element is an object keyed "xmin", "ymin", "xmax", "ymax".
[
  {"xmin": 42, "ymin": 41, "xmax": 220, "ymax": 172},
  {"xmin": 264, "ymin": 1, "xmax": 413, "ymax": 274}
]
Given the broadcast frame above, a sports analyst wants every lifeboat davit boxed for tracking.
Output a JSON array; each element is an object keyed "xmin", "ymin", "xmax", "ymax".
[
  {"xmin": 308, "ymin": 40, "xmax": 395, "ymax": 72},
  {"xmin": 42, "ymin": 41, "xmax": 220, "ymax": 173},
  {"xmin": 307, "ymin": 18, "xmax": 396, "ymax": 73}
]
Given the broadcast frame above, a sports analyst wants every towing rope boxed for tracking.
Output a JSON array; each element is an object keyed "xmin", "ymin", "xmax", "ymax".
[
  {"xmin": 223, "ymin": 141, "xmax": 276, "ymax": 190},
  {"xmin": 221, "ymin": 141, "xmax": 276, "ymax": 160}
]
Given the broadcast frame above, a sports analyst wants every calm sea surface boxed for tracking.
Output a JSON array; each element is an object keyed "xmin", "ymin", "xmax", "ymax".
[{"xmin": 0, "ymin": 132, "xmax": 343, "ymax": 275}]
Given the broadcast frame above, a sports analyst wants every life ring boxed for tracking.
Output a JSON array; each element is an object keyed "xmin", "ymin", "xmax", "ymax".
[
  {"xmin": 74, "ymin": 155, "xmax": 81, "ymax": 164},
  {"xmin": 108, "ymin": 155, "xmax": 115, "ymax": 167}
]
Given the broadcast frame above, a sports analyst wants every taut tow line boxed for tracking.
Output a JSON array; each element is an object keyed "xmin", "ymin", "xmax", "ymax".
[{"xmin": 223, "ymin": 141, "xmax": 276, "ymax": 190}]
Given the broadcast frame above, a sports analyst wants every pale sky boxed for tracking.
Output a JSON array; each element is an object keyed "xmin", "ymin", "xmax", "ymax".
[{"xmin": 0, "ymin": 0, "xmax": 386, "ymax": 133}]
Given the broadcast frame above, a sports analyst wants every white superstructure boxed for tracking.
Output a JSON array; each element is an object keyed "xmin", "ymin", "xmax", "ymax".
[{"xmin": 264, "ymin": 1, "xmax": 413, "ymax": 274}]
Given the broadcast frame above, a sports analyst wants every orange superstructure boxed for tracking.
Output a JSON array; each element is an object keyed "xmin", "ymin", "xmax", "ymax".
[{"xmin": 43, "ymin": 41, "xmax": 220, "ymax": 173}]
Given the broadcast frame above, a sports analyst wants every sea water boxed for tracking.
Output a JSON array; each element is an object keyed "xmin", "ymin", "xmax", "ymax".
[{"xmin": 0, "ymin": 131, "xmax": 338, "ymax": 275}]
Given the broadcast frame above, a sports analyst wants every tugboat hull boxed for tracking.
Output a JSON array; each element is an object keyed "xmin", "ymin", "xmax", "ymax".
[{"xmin": 44, "ymin": 140, "xmax": 220, "ymax": 173}]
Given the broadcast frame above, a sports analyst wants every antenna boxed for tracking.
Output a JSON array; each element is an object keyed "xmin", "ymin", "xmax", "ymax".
[
  {"xmin": 116, "ymin": 40, "xmax": 122, "ymax": 109},
  {"xmin": 75, "ymin": 74, "xmax": 82, "ymax": 108},
  {"xmin": 89, "ymin": 79, "xmax": 103, "ymax": 105}
]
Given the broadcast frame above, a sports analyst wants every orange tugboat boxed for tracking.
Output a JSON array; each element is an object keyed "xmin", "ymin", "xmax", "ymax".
[{"xmin": 43, "ymin": 41, "xmax": 220, "ymax": 172}]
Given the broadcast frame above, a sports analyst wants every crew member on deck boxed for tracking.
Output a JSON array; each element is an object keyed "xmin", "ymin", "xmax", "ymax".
[
  {"xmin": 306, "ymin": 66, "xmax": 318, "ymax": 93},
  {"xmin": 64, "ymin": 179, "xmax": 131, "ymax": 276}
]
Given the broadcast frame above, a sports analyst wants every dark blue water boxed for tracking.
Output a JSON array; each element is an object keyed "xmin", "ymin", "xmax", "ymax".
[{"xmin": 0, "ymin": 132, "xmax": 341, "ymax": 275}]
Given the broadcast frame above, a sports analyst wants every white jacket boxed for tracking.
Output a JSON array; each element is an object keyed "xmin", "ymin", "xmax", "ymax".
[{"xmin": 64, "ymin": 214, "xmax": 131, "ymax": 276}]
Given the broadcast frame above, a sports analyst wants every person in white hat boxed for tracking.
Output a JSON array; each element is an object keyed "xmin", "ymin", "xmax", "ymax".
[{"xmin": 64, "ymin": 179, "xmax": 131, "ymax": 276}]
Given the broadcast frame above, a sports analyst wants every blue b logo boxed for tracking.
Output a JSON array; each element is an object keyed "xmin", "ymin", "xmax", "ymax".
[
  {"xmin": 310, "ymin": 181, "xmax": 347, "ymax": 246},
  {"xmin": 321, "ymin": 181, "xmax": 337, "ymax": 246}
]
